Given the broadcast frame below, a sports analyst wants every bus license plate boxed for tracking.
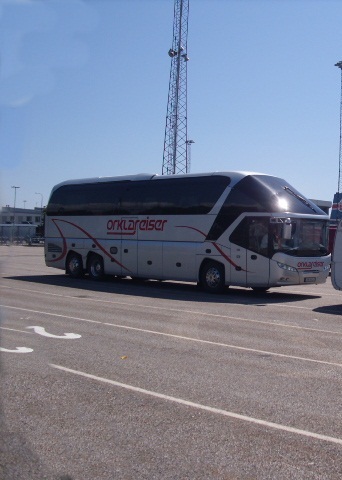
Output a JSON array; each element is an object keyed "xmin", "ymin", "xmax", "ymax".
[{"xmin": 304, "ymin": 277, "xmax": 316, "ymax": 283}]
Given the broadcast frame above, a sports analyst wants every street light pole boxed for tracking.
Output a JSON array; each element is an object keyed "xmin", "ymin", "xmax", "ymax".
[
  {"xmin": 11, "ymin": 185, "xmax": 20, "ymax": 243},
  {"xmin": 330, "ymin": 61, "xmax": 342, "ymax": 251},
  {"xmin": 35, "ymin": 192, "xmax": 43, "ymax": 210},
  {"xmin": 335, "ymin": 61, "xmax": 342, "ymax": 195},
  {"xmin": 35, "ymin": 192, "xmax": 44, "ymax": 229},
  {"xmin": 186, "ymin": 139, "xmax": 195, "ymax": 173},
  {"xmin": 11, "ymin": 186, "xmax": 20, "ymax": 223}
]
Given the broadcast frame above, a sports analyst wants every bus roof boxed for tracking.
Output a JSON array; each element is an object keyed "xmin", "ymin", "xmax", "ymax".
[{"xmin": 49, "ymin": 171, "xmax": 272, "ymax": 193}]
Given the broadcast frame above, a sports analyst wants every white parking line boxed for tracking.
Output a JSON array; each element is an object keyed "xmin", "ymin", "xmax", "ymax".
[
  {"xmin": 0, "ymin": 327, "xmax": 34, "ymax": 334},
  {"xmin": 50, "ymin": 363, "xmax": 342, "ymax": 447},
  {"xmin": 0, "ymin": 347, "xmax": 33, "ymax": 353},
  {"xmin": 2, "ymin": 304, "xmax": 342, "ymax": 369},
  {"xmin": 1, "ymin": 286, "xmax": 342, "ymax": 336}
]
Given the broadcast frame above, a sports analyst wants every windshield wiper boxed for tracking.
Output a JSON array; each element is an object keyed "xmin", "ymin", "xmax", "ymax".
[{"xmin": 283, "ymin": 186, "xmax": 317, "ymax": 213}]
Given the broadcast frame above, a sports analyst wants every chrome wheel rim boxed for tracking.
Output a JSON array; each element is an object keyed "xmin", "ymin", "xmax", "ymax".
[
  {"xmin": 90, "ymin": 260, "xmax": 102, "ymax": 278},
  {"xmin": 69, "ymin": 257, "xmax": 80, "ymax": 274},
  {"xmin": 206, "ymin": 267, "xmax": 221, "ymax": 288}
]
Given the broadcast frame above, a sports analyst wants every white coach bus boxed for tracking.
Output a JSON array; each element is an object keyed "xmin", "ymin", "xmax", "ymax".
[
  {"xmin": 331, "ymin": 219, "xmax": 342, "ymax": 290},
  {"xmin": 45, "ymin": 172, "xmax": 331, "ymax": 293}
]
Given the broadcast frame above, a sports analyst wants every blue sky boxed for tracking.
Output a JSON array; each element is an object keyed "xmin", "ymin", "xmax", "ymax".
[{"xmin": 1, "ymin": 0, "xmax": 342, "ymax": 210}]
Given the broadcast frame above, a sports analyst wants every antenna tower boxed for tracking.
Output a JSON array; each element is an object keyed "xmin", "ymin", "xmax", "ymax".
[{"xmin": 162, "ymin": 0, "xmax": 190, "ymax": 175}]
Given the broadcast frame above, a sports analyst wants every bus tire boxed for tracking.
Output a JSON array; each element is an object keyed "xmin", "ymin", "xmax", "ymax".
[
  {"xmin": 200, "ymin": 261, "xmax": 225, "ymax": 293},
  {"xmin": 87, "ymin": 254, "xmax": 105, "ymax": 281},
  {"xmin": 66, "ymin": 252, "xmax": 83, "ymax": 278}
]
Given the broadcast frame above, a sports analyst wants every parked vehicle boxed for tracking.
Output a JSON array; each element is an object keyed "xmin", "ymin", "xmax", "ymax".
[
  {"xmin": 331, "ymin": 219, "xmax": 342, "ymax": 290},
  {"xmin": 45, "ymin": 172, "xmax": 331, "ymax": 293}
]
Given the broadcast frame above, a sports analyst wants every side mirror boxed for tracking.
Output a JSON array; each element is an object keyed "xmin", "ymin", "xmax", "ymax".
[{"xmin": 283, "ymin": 218, "xmax": 292, "ymax": 240}]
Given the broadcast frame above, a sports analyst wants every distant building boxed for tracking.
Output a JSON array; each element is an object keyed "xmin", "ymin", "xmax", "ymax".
[
  {"xmin": 0, "ymin": 206, "xmax": 43, "ymax": 226},
  {"xmin": 0, "ymin": 206, "xmax": 44, "ymax": 244},
  {"xmin": 310, "ymin": 199, "xmax": 331, "ymax": 215}
]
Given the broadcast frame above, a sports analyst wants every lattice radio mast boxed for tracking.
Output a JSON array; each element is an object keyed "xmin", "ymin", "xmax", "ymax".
[{"xmin": 162, "ymin": 0, "xmax": 191, "ymax": 175}]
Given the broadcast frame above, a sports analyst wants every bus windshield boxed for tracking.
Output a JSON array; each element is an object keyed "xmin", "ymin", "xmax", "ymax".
[
  {"xmin": 273, "ymin": 218, "xmax": 329, "ymax": 257},
  {"xmin": 230, "ymin": 216, "xmax": 329, "ymax": 258}
]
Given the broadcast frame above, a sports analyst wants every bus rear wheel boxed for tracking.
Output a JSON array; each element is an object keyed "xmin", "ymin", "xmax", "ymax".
[
  {"xmin": 200, "ymin": 261, "xmax": 225, "ymax": 293},
  {"xmin": 88, "ymin": 254, "xmax": 105, "ymax": 281},
  {"xmin": 66, "ymin": 252, "xmax": 83, "ymax": 278}
]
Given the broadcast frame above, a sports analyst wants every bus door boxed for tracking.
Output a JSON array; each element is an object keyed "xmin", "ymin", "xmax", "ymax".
[{"xmin": 229, "ymin": 216, "xmax": 270, "ymax": 287}]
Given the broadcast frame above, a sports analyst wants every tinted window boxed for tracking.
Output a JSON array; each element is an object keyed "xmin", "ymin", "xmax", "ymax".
[
  {"xmin": 46, "ymin": 182, "xmax": 124, "ymax": 216},
  {"xmin": 207, "ymin": 175, "xmax": 325, "ymax": 241},
  {"xmin": 236, "ymin": 175, "xmax": 324, "ymax": 214},
  {"xmin": 121, "ymin": 177, "xmax": 230, "ymax": 215},
  {"xmin": 46, "ymin": 176, "xmax": 231, "ymax": 216},
  {"xmin": 230, "ymin": 216, "xmax": 274, "ymax": 257},
  {"xmin": 230, "ymin": 217, "xmax": 269, "ymax": 251}
]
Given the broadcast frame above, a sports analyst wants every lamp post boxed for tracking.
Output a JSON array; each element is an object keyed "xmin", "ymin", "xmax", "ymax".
[
  {"xmin": 11, "ymin": 185, "xmax": 20, "ymax": 243},
  {"xmin": 11, "ymin": 186, "xmax": 20, "ymax": 223},
  {"xmin": 330, "ymin": 61, "xmax": 342, "ymax": 252},
  {"xmin": 186, "ymin": 139, "xmax": 195, "ymax": 173},
  {"xmin": 35, "ymin": 192, "xmax": 43, "ymax": 210},
  {"xmin": 35, "ymin": 192, "xmax": 43, "ymax": 227},
  {"xmin": 336, "ymin": 61, "xmax": 342, "ymax": 196}
]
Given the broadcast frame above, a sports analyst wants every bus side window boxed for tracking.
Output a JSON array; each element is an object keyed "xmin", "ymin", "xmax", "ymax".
[
  {"xmin": 229, "ymin": 217, "xmax": 250, "ymax": 249},
  {"xmin": 230, "ymin": 217, "xmax": 272, "ymax": 256},
  {"xmin": 248, "ymin": 220, "xmax": 268, "ymax": 254}
]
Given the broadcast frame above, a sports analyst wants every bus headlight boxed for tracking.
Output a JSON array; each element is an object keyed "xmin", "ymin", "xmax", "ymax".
[
  {"xmin": 277, "ymin": 262, "xmax": 298, "ymax": 273},
  {"xmin": 323, "ymin": 265, "xmax": 330, "ymax": 271}
]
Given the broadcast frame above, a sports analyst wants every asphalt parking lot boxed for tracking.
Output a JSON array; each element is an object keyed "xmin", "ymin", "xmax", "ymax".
[{"xmin": 1, "ymin": 246, "xmax": 342, "ymax": 479}]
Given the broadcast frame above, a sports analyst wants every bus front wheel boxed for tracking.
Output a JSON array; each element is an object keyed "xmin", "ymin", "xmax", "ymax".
[
  {"xmin": 88, "ymin": 254, "xmax": 104, "ymax": 281},
  {"xmin": 200, "ymin": 261, "xmax": 225, "ymax": 293},
  {"xmin": 66, "ymin": 252, "xmax": 83, "ymax": 278}
]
